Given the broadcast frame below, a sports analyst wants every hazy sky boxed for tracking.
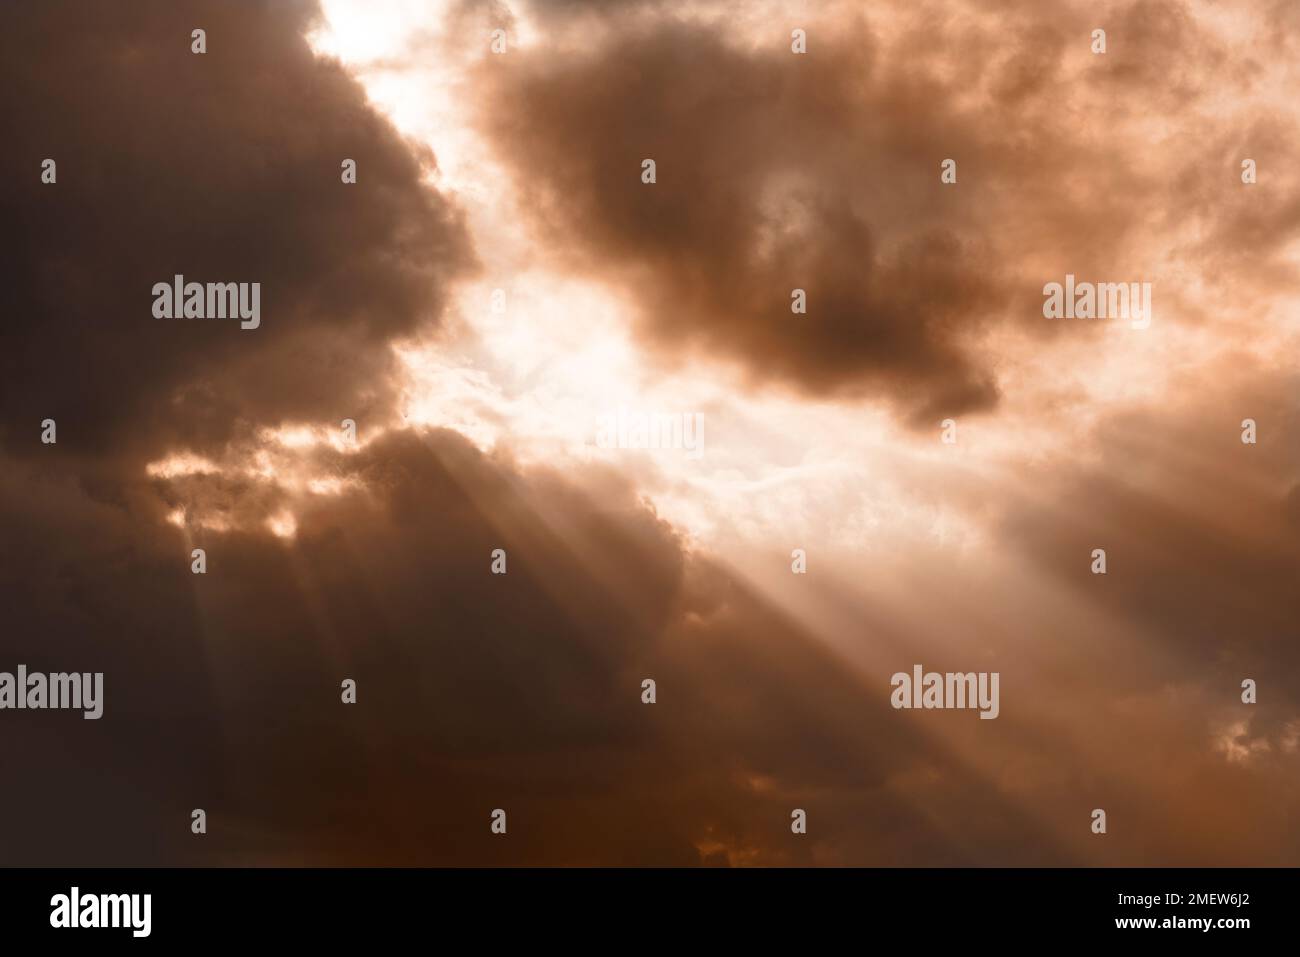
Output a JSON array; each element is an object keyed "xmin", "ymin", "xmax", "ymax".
[{"xmin": 1, "ymin": 0, "xmax": 1297, "ymax": 865}]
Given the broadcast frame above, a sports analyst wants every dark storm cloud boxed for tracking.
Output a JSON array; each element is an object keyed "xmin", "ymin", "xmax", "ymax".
[
  {"xmin": 473, "ymin": 0, "xmax": 1300, "ymax": 424},
  {"xmin": 476, "ymin": 16, "xmax": 1007, "ymax": 423},
  {"xmin": 0, "ymin": 0, "xmax": 472, "ymax": 465},
  {"xmin": 0, "ymin": 426, "xmax": 1060, "ymax": 865}
]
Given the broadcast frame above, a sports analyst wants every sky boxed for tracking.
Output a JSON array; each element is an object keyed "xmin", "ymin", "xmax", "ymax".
[{"xmin": 0, "ymin": 0, "xmax": 1298, "ymax": 865}]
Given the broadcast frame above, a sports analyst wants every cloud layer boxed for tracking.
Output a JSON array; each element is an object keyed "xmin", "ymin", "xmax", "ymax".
[{"xmin": 0, "ymin": 0, "xmax": 1297, "ymax": 867}]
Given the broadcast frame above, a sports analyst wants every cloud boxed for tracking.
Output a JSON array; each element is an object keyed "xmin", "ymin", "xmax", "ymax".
[
  {"xmin": 0, "ymin": 0, "xmax": 473, "ymax": 466},
  {"xmin": 2, "ymin": 0, "xmax": 1298, "ymax": 868},
  {"xmin": 0, "ymin": 424, "xmax": 1024, "ymax": 865},
  {"xmin": 473, "ymin": 0, "xmax": 1300, "ymax": 425}
]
